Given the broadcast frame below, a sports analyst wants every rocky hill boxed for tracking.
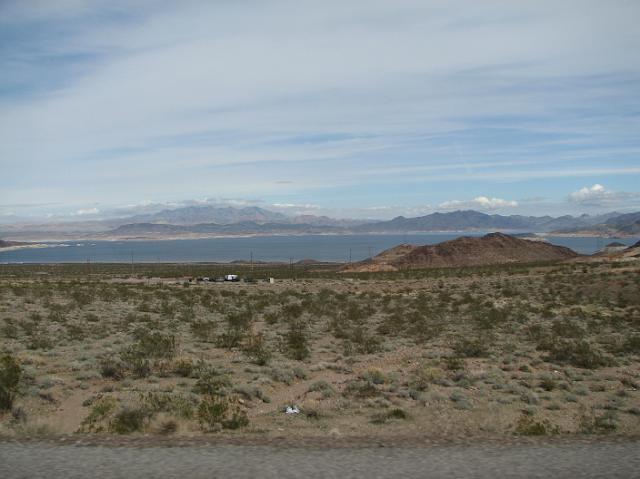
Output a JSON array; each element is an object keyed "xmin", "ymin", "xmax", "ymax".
[{"xmin": 342, "ymin": 232, "xmax": 579, "ymax": 272}]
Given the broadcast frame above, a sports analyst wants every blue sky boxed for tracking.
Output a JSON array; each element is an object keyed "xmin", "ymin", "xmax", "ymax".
[{"xmin": 1, "ymin": 0, "xmax": 639, "ymax": 221}]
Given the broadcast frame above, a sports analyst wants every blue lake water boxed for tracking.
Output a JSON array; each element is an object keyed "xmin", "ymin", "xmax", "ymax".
[{"xmin": 0, "ymin": 234, "xmax": 637, "ymax": 264}]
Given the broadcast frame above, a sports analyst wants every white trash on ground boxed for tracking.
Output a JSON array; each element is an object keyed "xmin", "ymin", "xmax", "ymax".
[{"xmin": 285, "ymin": 406, "xmax": 300, "ymax": 414}]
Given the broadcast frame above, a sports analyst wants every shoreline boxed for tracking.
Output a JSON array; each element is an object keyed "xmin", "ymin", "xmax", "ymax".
[{"xmin": 1, "ymin": 230, "xmax": 636, "ymax": 243}]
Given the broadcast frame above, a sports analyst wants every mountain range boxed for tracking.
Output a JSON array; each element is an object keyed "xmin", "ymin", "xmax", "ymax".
[{"xmin": 0, "ymin": 205, "xmax": 638, "ymax": 241}]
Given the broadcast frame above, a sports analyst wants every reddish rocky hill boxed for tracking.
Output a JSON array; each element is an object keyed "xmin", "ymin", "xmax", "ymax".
[{"xmin": 342, "ymin": 233, "xmax": 579, "ymax": 272}]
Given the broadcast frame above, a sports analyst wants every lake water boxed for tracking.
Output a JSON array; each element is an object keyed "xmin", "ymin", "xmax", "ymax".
[{"xmin": 0, "ymin": 233, "xmax": 637, "ymax": 264}]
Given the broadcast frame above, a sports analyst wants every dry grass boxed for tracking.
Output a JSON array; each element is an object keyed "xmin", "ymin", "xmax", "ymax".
[{"xmin": 0, "ymin": 260, "xmax": 639, "ymax": 438}]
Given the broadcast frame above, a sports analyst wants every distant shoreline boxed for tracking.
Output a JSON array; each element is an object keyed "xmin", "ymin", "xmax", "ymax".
[
  {"xmin": 0, "ymin": 230, "xmax": 634, "ymax": 243},
  {"xmin": 0, "ymin": 243, "xmax": 65, "ymax": 252}
]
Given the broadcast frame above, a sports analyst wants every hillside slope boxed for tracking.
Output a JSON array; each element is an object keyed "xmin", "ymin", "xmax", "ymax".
[{"xmin": 342, "ymin": 233, "xmax": 579, "ymax": 272}]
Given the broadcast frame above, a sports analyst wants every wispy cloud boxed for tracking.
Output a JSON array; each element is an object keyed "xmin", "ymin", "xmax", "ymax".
[{"xmin": 1, "ymin": 1, "xmax": 639, "ymax": 214}]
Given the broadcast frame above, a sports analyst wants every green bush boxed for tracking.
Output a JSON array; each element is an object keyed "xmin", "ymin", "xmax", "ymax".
[
  {"xmin": 197, "ymin": 396, "xmax": 248, "ymax": 431},
  {"xmin": 307, "ymin": 381, "xmax": 335, "ymax": 398},
  {"xmin": 242, "ymin": 332, "xmax": 272, "ymax": 365},
  {"xmin": 541, "ymin": 339, "xmax": 613, "ymax": 369},
  {"xmin": 285, "ymin": 321, "xmax": 310, "ymax": 360},
  {"xmin": 110, "ymin": 406, "xmax": 150, "ymax": 434},
  {"xmin": 371, "ymin": 408, "xmax": 409, "ymax": 424},
  {"xmin": 193, "ymin": 370, "xmax": 232, "ymax": 396},
  {"xmin": 190, "ymin": 320, "xmax": 216, "ymax": 342},
  {"xmin": 515, "ymin": 414, "xmax": 558, "ymax": 436},
  {"xmin": 0, "ymin": 353, "xmax": 21, "ymax": 411},
  {"xmin": 99, "ymin": 356, "xmax": 124, "ymax": 380},
  {"xmin": 453, "ymin": 337, "xmax": 488, "ymax": 358}
]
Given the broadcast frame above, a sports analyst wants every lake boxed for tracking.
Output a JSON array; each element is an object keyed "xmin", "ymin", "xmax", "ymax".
[{"xmin": 0, "ymin": 233, "xmax": 637, "ymax": 264}]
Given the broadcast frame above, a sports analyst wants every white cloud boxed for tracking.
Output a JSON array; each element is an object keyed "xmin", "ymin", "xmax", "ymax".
[
  {"xmin": 569, "ymin": 183, "xmax": 607, "ymax": 202},
  {"xmin": 567, "ymin": 183, "xmax": 640, "ymax": 208},
  {"xmin": 439, "ymin": 196, "xmax": 518, "ymax": 210},
  {"xmin": 72, "ymin": 207, "xmax": 100, "ymax": 216}
]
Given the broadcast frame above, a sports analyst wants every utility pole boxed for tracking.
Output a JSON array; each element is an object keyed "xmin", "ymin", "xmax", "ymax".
[
  {"xmin": 250, "ymin": 251, "xmax": 254, "ymax": 273},
  {"xmin": 368, "ymin": 246, "xmax": 373, "ymax": 260},
  {"xmin": 131, "ymin": 251, "xmax": 134, "ymax": 276},
  {"xmin": 349, "ymin": 248, "xmax": 352, "ymax": 265}
]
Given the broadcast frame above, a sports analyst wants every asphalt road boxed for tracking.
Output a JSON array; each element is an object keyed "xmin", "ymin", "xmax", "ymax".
[{"xmin": 1, "ymin": 439, "xmax": 638, "ymax": 478}]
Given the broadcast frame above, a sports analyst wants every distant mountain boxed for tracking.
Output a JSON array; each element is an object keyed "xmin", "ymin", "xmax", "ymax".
[
  {"xmin": 127, "ymin": 206, "xmax": 290, "ymax": 225},
  {"xmin": 552, "ymin": 212, "xmax": 640, "ymax": 236},
  {"xmin": 2, "ymin": 207, "xmax": 638, "ymax": 241},
  {"xmin": 342, "ymin": 232, "xmax": 579, "ymax": 272},
  {"xmin": 353, "ymin": 210, "xmax": 621, "ymax": 233}
]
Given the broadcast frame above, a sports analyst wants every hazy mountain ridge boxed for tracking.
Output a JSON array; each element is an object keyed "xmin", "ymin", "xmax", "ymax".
[
  {"xmin": 353, "ymin": 210, "xmax": 620, "ymax": 233},
  {"xmin": 1, "ymin": 205, "xmax": 638, "ymax": 240},
  {"xmin": 551, "ymin": 212, "xmax": 640, "ymax": 236}
]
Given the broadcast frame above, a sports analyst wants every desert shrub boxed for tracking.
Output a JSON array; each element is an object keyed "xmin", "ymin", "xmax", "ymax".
[
  {"xmin": 620, "ymin": 334, "xmax": 640, "ymax": 354},
  {"xmin": 173, "ymin": 358, "xmax": 195, "ymax": 378},
  {"xmin": 99, "ymin": 356, "xmax": 124, "ymax": 380},
  {"xmin": 159, "ymin": 420, "xmax": 178, "ymax": 435},
  {"xmin": 66, "ymin": 323, "xmax": 86, "ymax": 341},
  {"xmin": 197, "ymin": 396, "xmax": 248, "ymax": 431},
  {"xmin": 0, "ymin": 353, "xmax": 22, "ymax": 411},
  {"xmin": 359, "ymin": 369, "xmax": 386, "ymax": 385},
  {"xmin": 473, "ymin": 305, "xmax": 508, "ymax": 330},
  {"xmin": 216, "ymin": 327, "xmax": 244, "ymax": 349},
  {"xmin": 1, "ymin": 319, "xmax": 19, "ymax": 339},
  {"xmin": 539, "ymin": 375, "xmax": 557, "ymax": 391},
  {"xmin": 410, "ymin": 366, "xmax": 444, "ymax": 391},
  {"xmin": 551, "ymin": 319, "xmax": 585, "ymax": 338},
  {"xmin": 444, "ymin": 357, "xmax": 465, "ymax": 371},
  {"xmin": 131, "ymin": 329, "xmax": 177, "ymax": 359},
  {"xmin": 243, "ymin": 332, "xmax": 272, "ymax": 365},
  {"xmin": 233, "ymin": 385, "xmax": 270, "ymax": 403},
  {"xmin": 225, "ymin": 310, "xmax": 252, "ymax": 330},
  {"xmin": 307, "ymin": 381, "xmax": 335, "ymax": 398},
  {"xmin": 514, "ymin": 414, "xmax": 558, "ymax": 436},
  {"xmin": 142, "ymin": 392, "xmax": 196, "ymax": 419},
  {"xmin": 193, "ymin": 370, "xmax": 232, "ymax": 396},
  {"xmin": 541, "ymin": 339, "xmax": 613, "ymax": 369},
  {"xmin": 263, "ymin": 311, "xmax": 279, "ymax": 325},
  {"xmin": 110, "ymin": 406, "xmax": 151, "ymax": 434},
  {"xmin": 344, "ymin": 380, "xmax": 379, "ymax": 398},
  {"xmin": 579, "ymin": 409, "xmax": 618, "ymax": 433},
  {"xmin": 269, "ymin": 368, "xmax": 295, "ymax": 385},
  {"xmin": 80, "ymin": 397, "xmax": 116, "ymax": 432},
  {"xmin": 371, "ymin": 408, "xmax": 408, "ymax": 424},
  {"xmin": 190, "ymin": 320, "xmax": 216, "ymax": 342},
  {"xmin": 453, "ymin": 337, "xmax": 488, "ymax": 358},
  {"xmin": 449, "ymin": 390, "xmax": 472, "ymax": 410},
  {"xmin": 349, "ymin": 326, "xmax": 382, "ymax": 354},
  {"xmin": 26, "ymin": 332, "xmax": 52, "ymax": 350},
  {"xmin": 285, "ymin": 321, "xmax": 310, "ymax": 360},
  {"xmin": 119, "ymin": 347, "xmax": 151, "ymax": 378}
]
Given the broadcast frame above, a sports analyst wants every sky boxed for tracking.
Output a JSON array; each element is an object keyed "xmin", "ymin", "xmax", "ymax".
[{"xmin": 1, "ymin": 0, "xmax": 639, "ymax": 221}]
